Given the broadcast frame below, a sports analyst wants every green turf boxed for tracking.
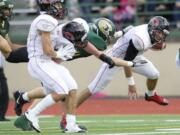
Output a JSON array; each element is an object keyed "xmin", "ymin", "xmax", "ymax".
[{"xmin": 1, "ymin": 115, "xmax": 180, "ymax": 135}]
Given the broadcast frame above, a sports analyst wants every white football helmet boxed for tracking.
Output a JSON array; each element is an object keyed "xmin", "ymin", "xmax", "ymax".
[{"xmin": 72, "ymin": 18, "xmax": 89, "ymax": 33}]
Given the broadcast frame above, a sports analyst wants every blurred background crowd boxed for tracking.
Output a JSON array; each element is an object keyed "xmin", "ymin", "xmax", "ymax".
[{"xmin": 9, "ymin": 0, "xmax": 180, "ymax": 43}]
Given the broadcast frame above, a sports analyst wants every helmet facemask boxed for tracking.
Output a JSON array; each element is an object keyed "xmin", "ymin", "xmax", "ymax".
[
  {"xmin": 148, "ymin": 16, "xmax": 170, "ymax": 44},
  {"xmin": 0, "ymin": 0, "xmax": 14, "ymax": 19},
  {"xmin": 151, "ymin": 29, "xmax": 169, "ymax": 43},
  {"xmin": 63, "ymin": 22, "xmax": 88, "ymax": 48},
  {"xmin": 49, "ymin": 1, "xmax": 68, "ymax": 19}
]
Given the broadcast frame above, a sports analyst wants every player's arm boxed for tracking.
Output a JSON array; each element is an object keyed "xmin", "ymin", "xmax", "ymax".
[
  {"xmin": 83, "ymin": 42, "xmax": 102, "ymax": 58},
  {"xmin": 123, "ymin": 66, "xmax": 138, "ymax": 100},
  {"xmin": 83, "ymin": 42, "xmax": 135, "ymax": 68},
  {"xmin": 36, "ymin": 17, "xmax": 66, "ymax": 59},
  {"xmin": 0, "ymin": 35, "xmax": 12, "ymax": 58},
  {"xmin": 5, "ymin": 34, "xmax": 24, "ymax": 50},
  {"xmin": 41, "ymin": 31, "xmax": 57, "ymax": 58},
  {"xmin": 83, "ymin": 42, "xmax": 115, "ymax": 68},
  {"xmin": 110, "ymin": 39, "xmax": 139, "ymax": 67}
]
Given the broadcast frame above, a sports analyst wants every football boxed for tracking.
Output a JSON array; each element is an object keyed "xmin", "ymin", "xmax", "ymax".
[{"xmin": 151, "ymin": 42, "xmax": 166, "ymax": 51}]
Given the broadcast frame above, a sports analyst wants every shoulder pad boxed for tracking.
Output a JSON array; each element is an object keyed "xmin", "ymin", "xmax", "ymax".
[{"xmin": 36, "ymin": 15, "xmax": 58, "ymax": 32}]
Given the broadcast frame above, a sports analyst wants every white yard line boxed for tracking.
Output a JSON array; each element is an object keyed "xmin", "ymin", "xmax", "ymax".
[
  {"xmin": 91, "ymin": 131, "xmax": 180, "ymax": 135},
  {"xmin": 156, "ymin": 128, "xmax": 180, "ymax": 131}
]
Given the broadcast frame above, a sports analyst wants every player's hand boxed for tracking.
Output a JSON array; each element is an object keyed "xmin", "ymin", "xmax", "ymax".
[
  {"xmin": 56, "ymin": 45, "xmax": 76, "ymax": 61},
  {"xmin": 128, "ymin": 85, "xmax": 138, "ymax": 100}
]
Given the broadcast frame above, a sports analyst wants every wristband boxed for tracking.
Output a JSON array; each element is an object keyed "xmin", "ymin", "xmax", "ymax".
[
  {"xmin": 127, "ymin": 61, "xmax": 133, "ymax": 67},
  {"xmin": 126, "ymin": 76, "xmax": 135, "ymax": 85}
]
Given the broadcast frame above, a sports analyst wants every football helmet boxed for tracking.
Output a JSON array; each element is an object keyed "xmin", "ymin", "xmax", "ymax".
[
  {"xmin": 0, "ymin": 0, "xmax": 14, "ymax": 19},
  {"xmin": 148, "ymin": 16, "xmax": 170, "ymax": 44},
  {"xmin": 72, "ymin": 18, "xmax": 89, "ymax": 33},
  {"xmin": 62, "ymin": 21, "xmax": 88, "ymax": 48},
  {"xmin": 36, "ymin": 0, "xmax": 67, "ymax": 19},
  {"xmin": 89, "ymin": 18, "xmax": 116, "ymax": 42}
]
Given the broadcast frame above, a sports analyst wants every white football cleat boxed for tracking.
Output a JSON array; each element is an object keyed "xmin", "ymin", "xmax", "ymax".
[
  {"xmin": 64, "ymin": 124, "xmax": 87, "ymax": 133},
  {"xmin": 24, "ymin": 111, "xmax": 41, "ymax": 133}
]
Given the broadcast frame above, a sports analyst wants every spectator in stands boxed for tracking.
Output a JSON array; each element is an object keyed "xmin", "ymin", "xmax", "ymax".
[
  {"xmin": 146, "ymin": 0, "xmax": 174, "ymax": 22},
  {"xmin": 136, "ymin": 0, "xmax": 146, "ymax": 23},
  {"xmin": 78, "ymin": 0, "xmax": 95, "ymax": 22},
  {"xmin": 66, "ymin": 0, "xmax": 80, "ymax": 19},
  {"xmin": 29, "ymin": 0, "xmax": 37, "ymax": 9},
  {"xmin": 113, "ymin": 0, "xmax": 137, "ymax": 30},
  {"xmin": 99, "ymin": 0, "xmax": 117, "ymax": 19},
  {"xmin": 173, "ymin": 0, "xmax": 180, "ymax": 28}
]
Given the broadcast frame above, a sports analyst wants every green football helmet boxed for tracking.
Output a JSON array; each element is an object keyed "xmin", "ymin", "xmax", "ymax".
[
  {"xmin": 0, "ymin": 0, "xmax": 14, "ymax": 19},
  {"xmin": 90, "ymin": 18, "xmax": 116, "ymax": 42}
]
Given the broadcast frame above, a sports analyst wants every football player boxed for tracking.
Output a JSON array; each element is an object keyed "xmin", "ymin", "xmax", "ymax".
[
  {"xmin": 60, "ymin": 16, "xmax": 170, "ymax": 129},
  {"xmin": 13, "ymin": 17, "xmax": 137, "ymax": 132},
  {"xmin": 14, "ymin": 5, "xmax": 140, "ymax": 132}
]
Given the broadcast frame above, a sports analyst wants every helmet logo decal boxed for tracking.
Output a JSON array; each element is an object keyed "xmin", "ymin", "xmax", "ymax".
[
  {"xmin": 98, "ymin": 20, "xmax": 113, "ymax": 37},
  {"xmin": 152, "ymin": 18, "xmax": 160, "ymax": 27}
]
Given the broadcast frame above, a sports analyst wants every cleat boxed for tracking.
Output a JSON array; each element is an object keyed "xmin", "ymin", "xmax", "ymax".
[
  {"xmin": 14, "ymin": 115, "xmax": 33, "ymax": 131},
  {"xmin": 63, "ymin": 124, "xmax": 87, "ymax": 133},
  {"xmin": 25, "ymin": 111, "xmax": 41, "ymax": 133},
  {"xmin": 145, "ymin": 92, "xmax": 169, "ymax": 106},
  {"xmin": 60, "ymin": 113, "xmax": 67, "ymax": 129},
  {"xmin": 13, "ymin": 90, "xmax": 28, "ymax": 116},
  {"xmin": 60, "ymin": 113, "xmax": 87, "ymax": 131}
]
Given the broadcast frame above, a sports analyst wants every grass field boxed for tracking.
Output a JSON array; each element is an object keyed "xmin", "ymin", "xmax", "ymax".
[{"xmin": 1, "ymin": 115, "xmax": 180, "ymax": 135}]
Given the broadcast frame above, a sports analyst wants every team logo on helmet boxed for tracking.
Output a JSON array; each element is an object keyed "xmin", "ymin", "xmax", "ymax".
[{"xmin": 97, "ymin": 19, "xmax": 113, "ymax": 38}]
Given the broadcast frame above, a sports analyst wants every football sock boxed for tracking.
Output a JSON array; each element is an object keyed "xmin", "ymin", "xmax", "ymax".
[
  {"xmin": 66, "ymin": 114, "xmax": 76, "ymax": 126},
  {"xmin": 147, "ymin": 90, "xmax": 155, "ymax": 96},
  {"xmin": 22, "ymin": 92, "xmax": 30, "ymax": 102},
  {"xmin": 28, "ymin": 94, "xmax": 56, "ymax": 116}
]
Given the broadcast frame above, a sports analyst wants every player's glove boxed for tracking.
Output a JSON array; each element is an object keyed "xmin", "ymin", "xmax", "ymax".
[
  {"xmin": 99, "ymin": 54, "xmax": 115, "ymax": 68},
  {"xmin": 56, "ymin": 45, "xmax": 76, "ymax": 61},
  {"xmin": 132, "ymin": 60, "xmax": 147, "ymax": 67}
]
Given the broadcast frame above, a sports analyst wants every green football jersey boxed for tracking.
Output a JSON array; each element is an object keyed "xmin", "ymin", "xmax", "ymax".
[
  {"xmin": 0, "ymin": 19, "xmax": 9, "ymax": 38},
  {"xmin": 72, "ymin": 31, "xmax": 107, "ymax": 59}
]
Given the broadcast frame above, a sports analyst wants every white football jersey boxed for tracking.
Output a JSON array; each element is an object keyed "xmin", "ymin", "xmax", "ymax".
[
  {"xmin": 107, "ymin": 24, "xmax": 153, "ymax": 59},
  {"xmin": 27, "ymin": 14, "xmax": 58, "ymax": 59},
  {"xmin": 52, "ymin": 23, "xmax": 75, "ymax": 51}
]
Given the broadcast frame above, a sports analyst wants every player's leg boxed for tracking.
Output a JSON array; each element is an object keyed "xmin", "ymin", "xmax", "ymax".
[
  {"xmin": 60, "ymin": 63, "xmax": 120, "ymax": 129},
  {"xmin": 132, "ymin": 56, "xmax": 168, "ymax": 105},
  {"xmin": 13, "ymin": 87, "xmax": 45, "ymax": 116},
  {"xmin": 0, "ymin": 68, "xmax": 9, "ymax": 121},
  {"xmin": 54, "ymin": 65, "xmax": 87, "ymax": 133},
  {"xmin": 26, "ymin": 60, "xmax": 85, "ymax": 133},
  {"xmin": 15, "ymin": 60, "xmax": 69, "ymax": 132}
]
